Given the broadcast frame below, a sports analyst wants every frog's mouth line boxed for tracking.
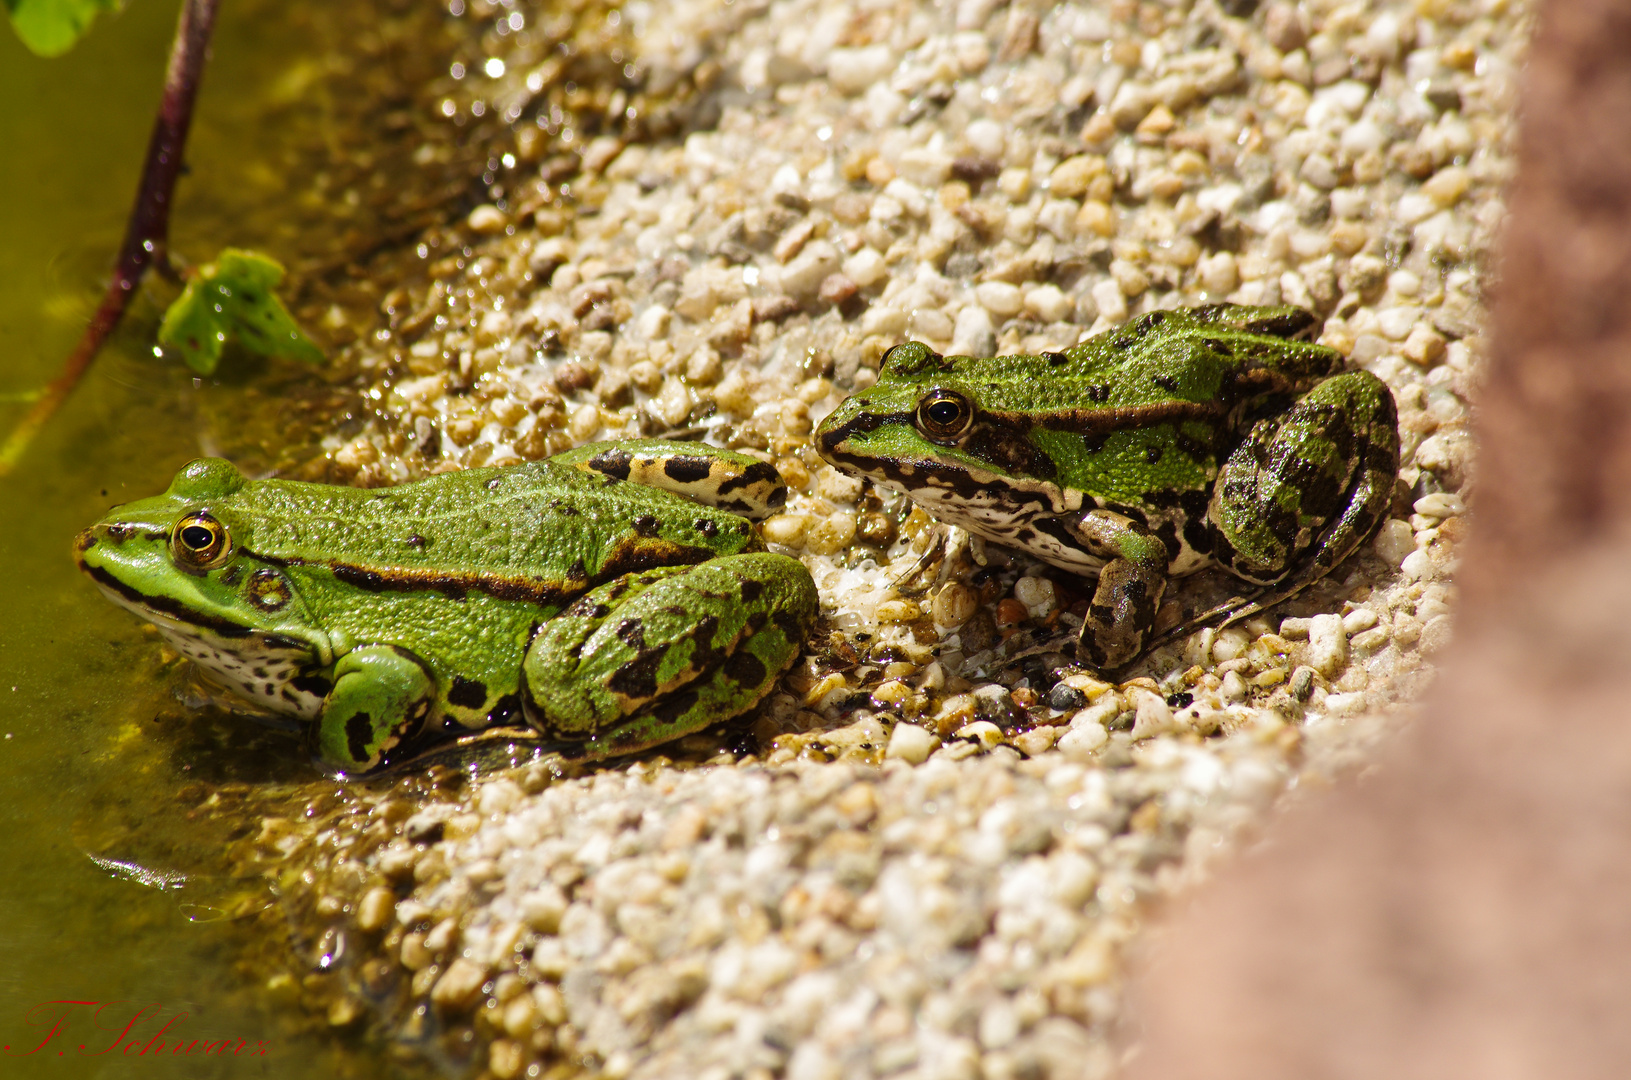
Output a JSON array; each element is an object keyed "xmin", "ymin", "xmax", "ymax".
[{"xmin": 79, "ymin": 562, "xmax": 259, "ymax": 639}]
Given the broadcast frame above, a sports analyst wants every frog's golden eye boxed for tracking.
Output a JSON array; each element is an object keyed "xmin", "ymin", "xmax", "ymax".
[
  {"xmin": 172, "ymin": 513, "xmax": 230, "ymax": 569},
  {"xmin": 916, "ymin": 389, "xmax": 973, "ymax": 440}
]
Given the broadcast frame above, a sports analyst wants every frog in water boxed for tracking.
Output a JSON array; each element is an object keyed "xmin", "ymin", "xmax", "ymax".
[
  {"xmin": 76, "ymin": 440, "xmax": 818, "ymax": 774},
  {"xmin": 815, "ymin": 304, "xmax": 1399, "ymax": 669}
]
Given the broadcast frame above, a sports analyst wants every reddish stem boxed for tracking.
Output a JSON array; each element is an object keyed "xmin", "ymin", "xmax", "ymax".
[{"xmin": 0, "ymin": 0, "xmax": 220, "ymax": 475}]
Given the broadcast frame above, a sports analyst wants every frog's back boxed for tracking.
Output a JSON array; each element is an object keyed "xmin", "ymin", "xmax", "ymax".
[
  {"xmin": 930, "ymin": 306, "xmax": 1343, "ymax": 415},
  {"xmin": 225, "ymin": 462, "xmax": 757, "ymax": 590}
]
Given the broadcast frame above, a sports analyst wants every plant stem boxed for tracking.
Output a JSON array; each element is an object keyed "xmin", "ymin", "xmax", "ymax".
[{"xmin": 0, "ymin": 0, "xmax": 221, "ymax": 476}]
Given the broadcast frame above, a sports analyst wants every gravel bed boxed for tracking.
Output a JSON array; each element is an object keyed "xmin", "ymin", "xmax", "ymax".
[{"xmin": 221, "ymin": 0, "xmax": 1519, "ymax": 1075}]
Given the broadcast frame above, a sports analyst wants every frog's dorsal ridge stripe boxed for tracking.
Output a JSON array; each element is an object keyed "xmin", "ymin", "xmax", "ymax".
[{"xmin": 243, "ymin": 536, "xmax": 726, "ymax": 610}]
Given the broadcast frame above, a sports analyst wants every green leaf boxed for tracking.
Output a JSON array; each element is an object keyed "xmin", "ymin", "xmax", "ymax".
[
  {"xmin": 158, "ymin": 249, "xmax": 326, "ymax": 375},
  {"xmin": 5, "ymin": 0, "xmax": 121, "ymax": 57}
]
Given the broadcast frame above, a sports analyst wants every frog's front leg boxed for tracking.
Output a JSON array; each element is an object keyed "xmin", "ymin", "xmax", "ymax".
[
  {"xmin": 312, "ymin": 645, "xmax": 435, "ymax": 773},
  {"xmin": 1067, "ymin": 510, "xmax": 1172, "ymax": 669},
  {"xmin": 1210, "ymin": 370, "xmax": 1399, "ymax": 618},
  {"xmin": 521, "ymin": 552, "xmax": 818, "ymax": 758}
]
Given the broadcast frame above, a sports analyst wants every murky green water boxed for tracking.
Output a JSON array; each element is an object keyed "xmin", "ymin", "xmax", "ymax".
[{"xmin": 0, "ymin": 2, "xmax": 417, "ymax": 1075}]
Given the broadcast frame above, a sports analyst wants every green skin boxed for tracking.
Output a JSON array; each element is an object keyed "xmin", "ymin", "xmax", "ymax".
[
  {"xmin": 75, "ymin": 440, "xmax": 818, "ymax": 775},
  {"xmin": 816, "ymin": 304, "xmax": 1400, "ymax": 669}
]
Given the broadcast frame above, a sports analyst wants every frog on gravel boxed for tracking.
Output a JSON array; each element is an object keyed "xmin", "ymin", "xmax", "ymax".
[
  {"xmin": 76, "ymin": 440, "xmax": 819, "ymax": 774},
  {"xmin": 815, "ymin": 304, "xmax": 1399, "ymax": 669}
]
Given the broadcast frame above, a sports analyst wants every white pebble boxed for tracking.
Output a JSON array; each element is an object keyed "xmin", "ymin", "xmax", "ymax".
[
  {"xmin": 1212, "ymin": 627, "xmax": 1250, "ymax": 663},
  {"xmin": 951, "ymin": 305, "xmax": 996, "ymax": 357},
  {"xmin": 1307, "ymin": 613, "xmax": 1348, "ymax": 676},
  {"xmin": 827, "ymin": 45, "xmax": 896, "ymax": 96},
  {"xmin": 1129, "ymin": 690, "xmax": 1174, "ymax": 741},
  {"xmin": 1373, "ymin": 518, "xmax": 1415, "ymax": 566},
  {"xmin": 966, "ymin": 118, "xmax": 1005, "ymax": 159},
  {"xmin": 842, "ymin": 247, "xmax": 887, "ymax": 289},
  {"xmin": 1413, "ymin": 492, "xmax": 1465, "ymax": 518},
  {"xmin": 1342, "ymin": 608, "xmax": 1379, "ymax": 635},
  {"xmin": 777, "ymin": 240, "xmax": 842, "ymax": 300},
  {"xmin": 885, "ymin": 722, "xmax": 940, "ymax": 764},
  {"xmin": 1057, "ymin": 722, "xmax": 1108, "ymax": 759},
  {"xmin": 1401, "ymin": 548, "xmax": 1434, "ymax": 581},
  {"xmin": 975, "ymin": 281, "xmax": 1024, "ymax": 317},
  {"xmin": 1013, "ymin": 576, "xmax": 1057, "ymax": 618},
  {"xmin": 1024, "ymin": 284, "xmax": 1074, "ymax": 323},
  {"xmin": 1091, "ymin": 278, "xmax": 1127, "ymax": 322}
]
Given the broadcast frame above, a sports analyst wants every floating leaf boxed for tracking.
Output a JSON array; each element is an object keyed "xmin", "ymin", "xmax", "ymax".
[
  {"xmin": 5, "ymin": 0, "xmax": 120, "ymax": 57},
  {"xmin": 157, "ymin": 248, "xmax": 325, "ymax": 375}
]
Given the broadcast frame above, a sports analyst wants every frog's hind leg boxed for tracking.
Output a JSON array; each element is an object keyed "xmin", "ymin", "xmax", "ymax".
[
  {"xmin": 1202, "ymin": 369, "xmax": 1399, "ymax": 632},
  {"xmin": 521, "ymin": 552, "xmax": 818, "ymax": 758},
  {"xmin": 549, "ymin": 439, "xmax": 790, "ymax": 520},
  {"xmin": 1065, "ymin": 510, "xmax": 1173, "ymax": 669}
]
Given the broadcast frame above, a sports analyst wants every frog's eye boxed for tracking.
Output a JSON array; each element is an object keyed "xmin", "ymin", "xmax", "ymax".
[
  {"xmin": 172, "ymin": 513, "xmax": 230, "ymax": 569},
  {"xmin": 915, "ymin": 390, "xmax": 973, "ymax": 440}
]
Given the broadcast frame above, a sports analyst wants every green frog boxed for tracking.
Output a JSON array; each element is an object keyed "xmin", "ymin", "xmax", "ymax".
[
  {"xmin": 815, "ymin": 304, "xmax": 1399, "ymax": 668},
  {"xmin": 75, "ymin": 440, "xmax": 818, "ymax": 774}
]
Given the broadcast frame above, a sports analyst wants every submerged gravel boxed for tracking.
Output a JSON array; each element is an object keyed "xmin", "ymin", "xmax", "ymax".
[{"xmin": 213, "ymin": 0, "xmax": 1519, "ymax": 1075}]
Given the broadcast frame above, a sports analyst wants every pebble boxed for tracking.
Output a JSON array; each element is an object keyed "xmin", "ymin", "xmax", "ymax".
[
  {"xmin": 1373, "ymin": 519, "xmax": 1417, "ymax": 566},
  {"xmin": 1307, "ymin": 614, "xmax": 1350, "ymax": 677},
  {"xmin": 885, "ymin": 722, "xmax": 940, "ymax": 764},
  {"xmin": 430, "ymin": 958, "xmax": 488, "ymax": 1014},
  {"xmin": 827, "ymin": 45, "xmax": 896, "ymax": 96},
  {"xmin": 355, "ymin": 887, "xmax": 395, "ymax": 933}
]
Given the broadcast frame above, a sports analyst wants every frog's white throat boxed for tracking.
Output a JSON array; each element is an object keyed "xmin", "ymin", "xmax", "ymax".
[{"xmin": 95, "ymin": 584, "xmax": 328, "ymax": 721}]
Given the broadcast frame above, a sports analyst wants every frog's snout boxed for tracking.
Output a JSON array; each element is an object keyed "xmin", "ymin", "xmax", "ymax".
[{"xmin": 73, "ymin": 522, "xmax": 140, "ymax": 570}]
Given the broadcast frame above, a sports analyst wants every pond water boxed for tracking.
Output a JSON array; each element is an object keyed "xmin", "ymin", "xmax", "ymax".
[{"xmin": 0, "ymin": 1, "xmax": 418, "ymax": 1075}]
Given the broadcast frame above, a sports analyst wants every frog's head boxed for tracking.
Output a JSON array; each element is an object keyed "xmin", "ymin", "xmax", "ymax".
[
  {"xmin": 76, "ymin": 459, "xmax": 328, "ymax": 707},
  {"xmin": 815, "ymin": 341, "xmax": 1022, "ymax": 494}
]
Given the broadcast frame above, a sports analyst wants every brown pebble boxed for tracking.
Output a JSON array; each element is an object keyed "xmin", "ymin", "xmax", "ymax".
[
  {"xmin": 952, "ymin": 157, "xmax": 1001, "ymax": 185},
  {"xmin": 996, "ymin": 598, "xmax": 1029, "ymax": 627},
  {"xmin": 356, "ymin": 886, "xmax": 396, "ymax": 933},
  {"xmin": 752, "ymin": 294, "xmax": 802, "ymax": 322},
  {"xmin": 430, "ymin": 958, "xmax": 488, "ymax": 1014},
  {"xmin": 959, "ymin": 607, "xmax": 1000, "ymax": 651},
  {"xmin": 554, "ymin": 360, "xmax": 600, "ymax": 394},
  {"xmin": 818, "ymin": 273, "xmax": 859, "ymax": 307}
]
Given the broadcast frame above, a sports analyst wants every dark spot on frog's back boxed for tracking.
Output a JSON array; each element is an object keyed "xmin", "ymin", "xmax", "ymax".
[
  {"xmin": 448, "ymin": 676, "xmax": 488, "ymax": 709},
  {"xmin": 1183, "ymin": 515, "xmax": 1214, "ymax": 557},
  {"xmin": 662, "ymin": 456, "xmax": 714, "ymax": 484},
  {"xmin": 1043, "ymin": 351, "xmax": 1070, "ymax": 366},
  {"xmin": 697, "ymin": 519, "xmax": 719, "ymax": 538},
  {"xmin": 632, "ymin": 515, "xmax": 661, "ymax": 537},
  {"xmin": 738, "ymin": 578, "xmax": 764, "ymax": 604},
  {"xmin": 608, "ymin": 648, "xmax": 665, "ymax": 700},
  {"xmin": 1152, "ymin": 374, "xmax": 1179, "ymax": 393},
  {"xmin": 716, "ymin": 462, "xmax": 780, "ymax": 495},
  {"xmin": 346, "ymin": 713, "xmax": 373, "ymax": 764},
  {"xmin": 723, "ymin": 650, "xmax": 767, "ymax": 687},
  {"xmin": 650, "ymin": 688, "xmax": 699, "ymax": 726},
  {"xmin": 588, "ymin": 449, "xmax": 633, "ymax": 480}
]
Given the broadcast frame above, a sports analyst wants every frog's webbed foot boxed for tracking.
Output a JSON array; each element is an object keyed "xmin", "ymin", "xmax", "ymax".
[
  {"xmin": 891, "ymin": 524, "xmax": 974, "ymax": 596},
  {"xmin": 1135, "ymin": 586, "xmax": 1277, "ymax": 659},
  {"xmin": 520, "ymin": 552, "xmax": 818, "ymax": 759},
  {"xmin": 312, "ymin": 645, "xmax": 435, "ymax": 774}
]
